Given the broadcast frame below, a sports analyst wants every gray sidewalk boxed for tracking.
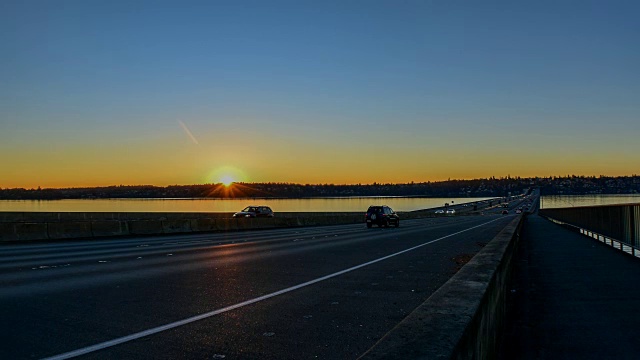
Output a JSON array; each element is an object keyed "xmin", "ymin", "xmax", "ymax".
[{"xmin": 500, "ymin": 214, "xmax": 640, "ymax": 359}]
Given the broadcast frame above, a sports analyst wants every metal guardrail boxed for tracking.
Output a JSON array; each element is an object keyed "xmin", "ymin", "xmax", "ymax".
[{"xmin": 539, "ymin": 204, "xmax": 640, "ymax": 258}]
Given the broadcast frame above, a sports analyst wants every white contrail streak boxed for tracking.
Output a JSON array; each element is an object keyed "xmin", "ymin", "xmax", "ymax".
[{"xmin": 178, "ymin": 120, "xmax": 199, "ymax": 145}]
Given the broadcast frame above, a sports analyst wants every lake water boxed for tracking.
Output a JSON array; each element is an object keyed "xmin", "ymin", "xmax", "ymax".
[
  {"xmin": 540, "ymin": 194, "xmax": 640, "ymax": 209},
  {"xmin": 3, "ymin": 194, "xmax": 636, "ymax": 213},
  {"xmin": 0, "ymin": 197, "xmax": 493, "ymax": 213}
]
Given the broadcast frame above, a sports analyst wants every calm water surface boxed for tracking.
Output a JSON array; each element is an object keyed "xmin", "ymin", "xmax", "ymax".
[
  {"xmin": 0, "ymin": 197, "xmax": 493, "ymax": 213},
  {"xmin": 541, "ymin": 194, "xmax": 640, "ymax": 209},
  {"xmin": 3, "ymin": 194, "xmax": 637, "ymax": 212}
]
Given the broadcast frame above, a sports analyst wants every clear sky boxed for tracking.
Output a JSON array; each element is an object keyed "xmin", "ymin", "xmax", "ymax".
[{"xmin": 1, "ymin": 0, "xmax": 639, "ymax": 188}]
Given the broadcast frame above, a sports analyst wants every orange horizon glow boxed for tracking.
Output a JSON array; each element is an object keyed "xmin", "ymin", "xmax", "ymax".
[
  {"xmin": 2, "ymin": 170, "xmax": 639, "ymax": 190},
  {"xmin": 2, "ymin": 130, "xmax": 638, "ymax": 189}
]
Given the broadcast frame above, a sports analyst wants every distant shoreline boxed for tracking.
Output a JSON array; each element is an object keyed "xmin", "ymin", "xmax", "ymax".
[
  {"xmin": 0, "ymin": 195, "xmax": 495, "ymax": 201},
  {"xmin": 1, "ymin": 175, "xmax": 638, "ymax": 200}
]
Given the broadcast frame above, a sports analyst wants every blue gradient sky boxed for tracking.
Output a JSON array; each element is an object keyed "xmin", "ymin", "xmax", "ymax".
[{"xmin": 1, "ymin": 1, "xmax": 639, "ymax": 188}]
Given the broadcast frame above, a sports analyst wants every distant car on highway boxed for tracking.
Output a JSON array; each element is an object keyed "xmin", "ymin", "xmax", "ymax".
[
  {"xmin": 502, "ymin": 210, "xmax": 509, "ymax": 215},
  {"xmin": 365, "ymin": 205, "xmax": 399, "ymax": 228},
  {"xmin": 233, "ymin": 206, "xmax": 274, "ymax": 218},
  {"xmin": 434, "ymin": 209, "xmax": 445, "ymax": 214},
  {"xmin": 446, "ymin": 209, "xmax": 455, "ymax": 215},
  {"xmin": 515, "ymin": 209, "xmax": 522, "ymax": 214}
]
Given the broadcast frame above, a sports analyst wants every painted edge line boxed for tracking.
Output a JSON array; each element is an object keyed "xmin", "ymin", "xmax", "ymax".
[{"xmin": 42, "ymin": 217, "xmax": 504, "ymax": 360}]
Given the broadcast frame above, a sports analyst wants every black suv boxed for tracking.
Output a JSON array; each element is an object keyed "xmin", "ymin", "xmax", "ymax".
[
  {"xmin": 365, "ymin": 205, "xmax": 399, "ymax": 228},
  {"xmin": 233, "ymin": 206, "xmax": 274, "ymax": 218}
]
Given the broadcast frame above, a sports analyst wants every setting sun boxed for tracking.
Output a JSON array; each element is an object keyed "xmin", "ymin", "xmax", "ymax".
[
  {"xmin": 209, "ymin": 166, "xmax": 247, "ymax": 186},
  {"xmin": 220, "ymin": 175, "xmax": 235, "ymax": 186}
]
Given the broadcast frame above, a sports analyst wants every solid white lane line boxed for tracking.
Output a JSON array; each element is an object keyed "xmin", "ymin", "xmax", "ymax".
[{"xmin": 42, "ymin": 217, "xmax": 504, "ymax": 360}]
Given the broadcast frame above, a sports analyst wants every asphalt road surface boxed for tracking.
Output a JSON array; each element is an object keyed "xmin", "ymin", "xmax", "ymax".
[{"xmin": 1, "ymin": 213, "xmax": 519, "ymax": 360}]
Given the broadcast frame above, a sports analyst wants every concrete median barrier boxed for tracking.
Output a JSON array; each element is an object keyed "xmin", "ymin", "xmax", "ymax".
[
  {"xmin": 236, "ymin": 218, "xmax": 255, "ymax": 231},
  {"xmin": 91, "ymin": 221, "xmax": 129, "ymax": 237},
  {"xmin": 128, "ymin": 220, "xmax": 164, "ymax": 235},
  {"xmin": 14, "ymin": 223, "xmax": 49, "ymax": 241},
  {"xmin": 0, "ymin": 223, "xmax": 18, "ymax": 241},
  {"xmin": 0, "ymin": 213, "xmax": 27, "ymax": 223},
  {"xmin": 251, "ymin": 218, "xmax": 277, "ymax": 229},
  {"xmin": 162, "ymin": 219, "xmax": 192, "ymax": 234},
  {"xmin": 47, "ymin": 222, "xmax": 92, "ymax": 240},
  {"xmin": 190, "ymin": 218, "xmax": 217, "ymax": 232},
  {"xmin": 272, "ymin": 217, "xmax": 294, "ymax": 227},
  {"xmin": 234, "ymin": 218, "xmax": 277, "ymax": 230},
  {"xmin": 0, "ymin": 210, "xmax": 422, "ymax": 243},
  {"xmin": 216, "ymin": 218, "xmax": 239, "ymax": 232}
]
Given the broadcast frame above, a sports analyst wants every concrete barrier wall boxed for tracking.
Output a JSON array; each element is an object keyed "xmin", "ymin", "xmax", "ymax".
[
  {"xmin": 0, "ymin": 211, "xmax": 370, "ymax": 223},
  {"xmin": 91, "ymin": 221, "xmax": 129, "ymax": 237},
  {"xmin": 189, "ymin": 218, "xmax": 217, "ymax": 232},
  {"xmin": 161, "ymin": 219, "xmax": 192, "ymax": 234},
  {"xmin": 0, "ymin": 206, "xmax": 495, "ymax": 224},
  {"xmin": 0, "ymin": 212, "xmax": 237, "ymax": 223},
  {"xmin": 48, "ymin": 222, "xmax": 92, "ymax": 240},
  {"xmin": 360, "ymin": 215, "xmax": 524, "ymax": 360},
  {"xmin": 15, "ymin": 223, "xmax": 49, "ymax": 241},
  {"xmin": 0, "ymin": 211, "xmax": 377, "ymax": 242},
  {"xmin": 0, "ymin": 207, "xmax": 490, "ymax": 243},
  {"xmin": 0, "ymin": 223, "xmax": 17, "ymax": 241},
  {"xmin": 128, "ymin": 220, "xmax": 164, "ymax": 235}
]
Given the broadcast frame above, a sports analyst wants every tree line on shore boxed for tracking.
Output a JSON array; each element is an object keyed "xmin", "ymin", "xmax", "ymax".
[{"xmin": 1, "ymin": 175, "xmax": 638, "ymax": 200}]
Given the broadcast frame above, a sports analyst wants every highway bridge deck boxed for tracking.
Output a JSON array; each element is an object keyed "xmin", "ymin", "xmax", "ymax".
[{"xmin": 2, "ymin": 214, "xmax": 514, "ymax": 359}]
